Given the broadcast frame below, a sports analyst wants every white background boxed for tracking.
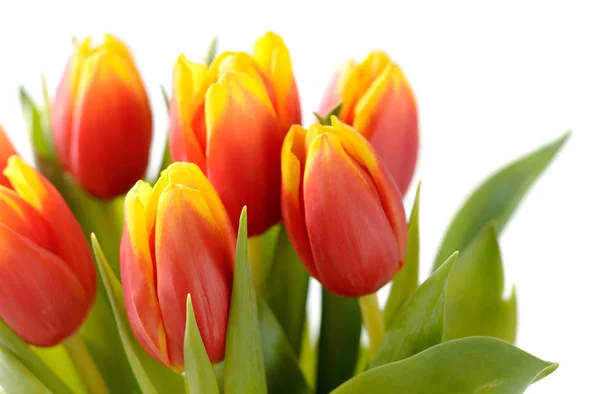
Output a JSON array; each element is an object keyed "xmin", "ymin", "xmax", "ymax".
[{"xmin": 0, "ymin": 0, "xmax": 598, "ymax": 392}]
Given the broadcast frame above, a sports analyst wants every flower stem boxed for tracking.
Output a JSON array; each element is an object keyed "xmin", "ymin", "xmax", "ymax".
[
  {"xmin": 63, "ymin": 334, "xmax": 109, "ymax": 394},
  {"xmin": 359, "ymin": 293, "xmax": 385, "ymax": 359}
]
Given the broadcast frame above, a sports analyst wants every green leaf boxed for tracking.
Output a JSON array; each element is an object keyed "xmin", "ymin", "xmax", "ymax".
[
  {"xmin": 332, "ymin": 337, "xmax": 557, "ymax": 394},
  {"xmin": 224, "ymin": 207, "xmax": 267, "ymax": 394},
  {"xmin": 264, "ymin": 228, "xmax": 309, "ymax": 355},
  {"xmin": 33, "ymin": 346, "xmax": 86, "ymax": 394},
  {"xmin": 0, "ymin": 321, "xmax": 73, "ymax": 394},
  {"xmin": 443, "ymin": 222, "xmax": 517, "ymax": 342},
  {"xmin": 316, "ymin": 289, "xmax": 362, "ymax": 394},
  {"xmin": 204, "ymin": 37, "xmax": 219, "ymax": 65},
  {"xmin": 91, "ymin": 234, "xmax": 185, "ymax": 394},
  {"xmin": 258, "ymin": 300, "xmax": 312, "ymax": 394},
  {"xmin": 373, "ymin": 252, "xmax": 458, "ymax": 367},
  {"xmin": 314, "ymin": 102, "xmax": 343, "ymax": 126},
  {"xmin": 298, "ymin": 323, "xmax": 316, "ymax": 389},
  {"xmin": 0, "ymin": 345, "xmax": 53, "ymax": 394},
  {"xmin": 434, "ymin": 132, "xmax": 570, "ymax": 270},
  {"xmin": 248, "ymin": 224, "xmax": 282, "ymax": 296},
  {"xmin": 384, "ymin": 182, "xmax": 421, "ymax": 324},
  {"xmin": 19, "ymin": 87, "xmax": 53, "ymax": 160},
  {"xmin": 184, "ymin": 295, "xmax": 219, "ymax": 394}
]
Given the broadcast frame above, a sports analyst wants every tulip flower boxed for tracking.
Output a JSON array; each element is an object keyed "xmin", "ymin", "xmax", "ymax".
[
  {"xmin": 0, "ymin": 125, "xmax": 17, "ymax": 188},
  {"xmin": 52, "ymin": 34, "xmax": 152, "ymax": 199},
  {"xmin": 320, "ymin": 51, "xmax": 418, "ymax": 195},
  {"xmin": 169, "ymin": 32, "xmax": 301, "ymax": 236},
  {"xmin": 281, "ymin": 118, "xmax": 408, "ymax": 297},
  {"xmin": 0, "ymin": 156, "xmax": 96, "ymax": 346},
  {"xmin": 120, "ymin": 162, "xmax": 236, "ymax": 368}
]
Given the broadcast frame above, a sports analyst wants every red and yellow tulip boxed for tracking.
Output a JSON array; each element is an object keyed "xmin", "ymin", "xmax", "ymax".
[
  {"xmin": 52, "ymin": 34, "xmax": 152, "ymax": 199},
  {"xmin": 320, "ymin": 52, "xmax": 418, "ymax": 195},
  {"xmin": 0, "ymin": 125, "xmax": 17, "ymax": 188},
  {"xmin": 120, "ymin": 162, "xmax": 235, "ymax": 368},
  {"xmin": 281, "ymin": 118, "xmax": 408, "ymax": 297},
  {"xmin": 169, "ymin": 32, "xmax": 301, "ymax": 236},
  {"xmin": 0, "ymin": 156, "xmax": 96, "ymax": 346}
]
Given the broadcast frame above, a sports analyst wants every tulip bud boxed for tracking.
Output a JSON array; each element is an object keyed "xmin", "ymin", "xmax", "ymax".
[
  {"xmin": 0, "ymin": 125, "xmax": 17, "ymax": 188},
  {"xmin": 0, "ymin": 156, "xmax": 96, "ymax": 346},
  {"xmin": 120, "ymin": 162, "xmax": 235, "ymax": 368},
  {"xmin": 52, "ymin": 34, "xmax": 152, "ymax": 199},
  {"xmin": 281, "ymin": 118, "xmax": 408, "ymax": 297},
  {"xmin": 320, "ymin": 52, "xmax": 418, "ymax": 195},
  {"xmin": 169, "ymin": 32, "xmax": 301, "ymax": 236}
]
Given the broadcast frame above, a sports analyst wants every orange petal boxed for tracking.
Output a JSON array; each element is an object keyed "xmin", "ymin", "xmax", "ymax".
[
  {"xmin": 4, "ymin": 157, "xmax": 97, "ymax": 294},
  {"xmin": 205, "ymin": 71, "xmax": 282, "ymax": 236},
  {"xmin": 0, "ymin": 224, "xmax": 89, "ymax": 346},
  {"xmin": 253, "ymin": 32, "xmax": 302, "ymax": 129},
  {"xmin": 0, "ymin": 128, "xmax": 17, "ymax": 188},
  {"xmin": 69, "ymin": 45, "xmax": 152, "ymax": 198},
  {"xmin": 121, "ymin": 180, "xmax": 170, "ymax": 366},
  {"xmin": 155, "ymin": 184, "xmax": 234, "ymax": 366},
  {"xmin": 303, "ymin": 132, "xmax": 400, "ymax": 296},
  {"xmin": 354, "ymin": 64, "xmax": 419, "ymax": 195},
  {"xmin": 280, "ymin": 125, "xmax": 317, "ymax": 276}
]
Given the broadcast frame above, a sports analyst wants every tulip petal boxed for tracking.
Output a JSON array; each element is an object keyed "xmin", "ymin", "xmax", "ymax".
[
  {"xmin": 0, "ymin": 224, "xmax": 88, "ymax": 346},
  {"xmin": 0, "ymin": 128, "xmax": 17, "ymax": 188},
  {"xmin": 281, "ymin": 125, "xmax": 317, "ymax": 275},
  {"xmin": 303, "ymin": 132, "xmax": 400, "ymax": 296},
  {"xmin": 353, "ymin": 64, "xmax": 419, "ymax": 195},
  {"xmin": 155, "ymin": 184, "xmax": 235, "ymax": 366},
  {"xmin": 253, "ymin": 32, "xmax": 301, "ymax": 129},
  {"xmin": 67, "ymin": 48, "xmax": 152, "ymax": 198},
  {"xmin": 3, "ymin": 157, "xmax": 96, "ymax": 293},
  {"xmin": 170, "ymin": 55, "xmax": 209, "ymax": 169},
  {"xmin": 205, "ymin": 71, "xmax": 282, "ymax": 236},
  {"xmin": 121, "ymin": 181, "xmax": 170, "ymax": 366}
]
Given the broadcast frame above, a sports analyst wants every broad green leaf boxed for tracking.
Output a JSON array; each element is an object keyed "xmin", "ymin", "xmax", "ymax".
[
  {"xmin": 332, "ymin": 337, "xmax": 557, "ymax": 394},
  {"xmin": 316, "ymin": 289, "xmax": 362, "ymax": 394},
  {"xmin": 248, "ymin": 224, "xmax": 282, "ymax": 296},
  {"xmin": 384, "ymin": 182, "xmax": 421, "ymax": 324},
  {"xmin": 264, "ymin": 228, "xmax": 309, "ymax": 355},
  {"xmin": 204, "ymin": 37, "xmax": 219, "ymax": 65},
  {"xmin": 373, "ymin": 252, "xmax": 458, "ymax": 367},
  {"xmin": 434, "ymin": 132, "xmax": 570, "ymax": 270},
  {"xmin": 91, "ymin": 235, "xmax": 185, "ymax": 394},
  {"xmin": 224, "ymin": 207, "xmax": 267, "ymax": 394},
  {"xmin": 258, "ymin": 300, "xmax": 312, "ymax": 394},
  {"xmin": 0, "ymin": 322, "xmax": 72, "ymax": 394},
  {"xmin": 0, "ymin": 345, "xmax": 52, "ymax": 394},
  {"xmin": 443, "ymin": 223, "xmax": 517, "ymax": 342},
  {"xmin": 184, "ymin": 296, "xmax": 219, "ymax": 394},
  {"xmin": 314, "ymin": 102, "xmax": 343, "ymax": 126},
  {"xmin": 33, "ymin": 346, "xmax": 85, "ymax": 394}
]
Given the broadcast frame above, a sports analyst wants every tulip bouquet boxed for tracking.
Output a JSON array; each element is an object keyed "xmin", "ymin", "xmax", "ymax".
[{"xmin": 0, "ymin": 32, "xmax": 568, "ymax": 394}]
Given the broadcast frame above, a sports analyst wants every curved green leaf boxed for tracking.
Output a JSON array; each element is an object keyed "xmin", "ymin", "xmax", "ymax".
[
  {"xmin": 224, "ymin": 207, "xmax": 267, "ymax": 394},
  {"xmin": 33, "ymin": 346, "xmax": 85, "ymax": 394},
  {"xmin": 373, "ymin": 252, "xmax": 458, "ymax": 367},
  {"xmin": 333, "ymin": 337, "xmax": 557, "ymax": 394},
  {"xmin": 434, "ymin": 132, "xmax": 570, "ymax": 270},
  {"xmin": 258, "ymin": 300, "xmax": 312, "ymax": 394},
  {"xmin": 264, "ymin": 228, "xmax": 309, "ymax": 355},
  {"xmin": 249, "ymin": 224, "xmax": 282, "ymax": 296},
  {"xmin": 443, "ymin": 223, "xmax": 517, "ymax": 342},
  {"xmin": 0, "ymin": 345, "xmax": 52, "ymax": 394},
  {"xmin": 316, "ymin": 289, "xmax": 361, "ymax": 394},
  {"xmin": 0, "ymin": 322, "xmax": 73, "ymax": 394},
  {"xmin": 91, "ymin": 235, "xmax": 185, "ymax": 394},
  {"xmin": 384, "ymin": 182, "xmax": 421, "ymax": 324},
  {"xmin": 184, "ymin": 295, "xmax": 219, "ymax": 394}
]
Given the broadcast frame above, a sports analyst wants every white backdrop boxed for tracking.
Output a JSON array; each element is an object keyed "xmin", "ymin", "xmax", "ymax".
[{"xmin": 1, "ymin": 0, "xmax": 598, "ymax": 392}]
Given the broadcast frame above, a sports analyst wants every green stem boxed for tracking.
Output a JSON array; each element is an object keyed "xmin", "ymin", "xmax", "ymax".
[
  {"xmin": 359, "ymin": 293, "xmax": 385, "ymax": 360},
  {"xmin": 63, "ymin": 334, "xmax": 109, "ymax": 394}
]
